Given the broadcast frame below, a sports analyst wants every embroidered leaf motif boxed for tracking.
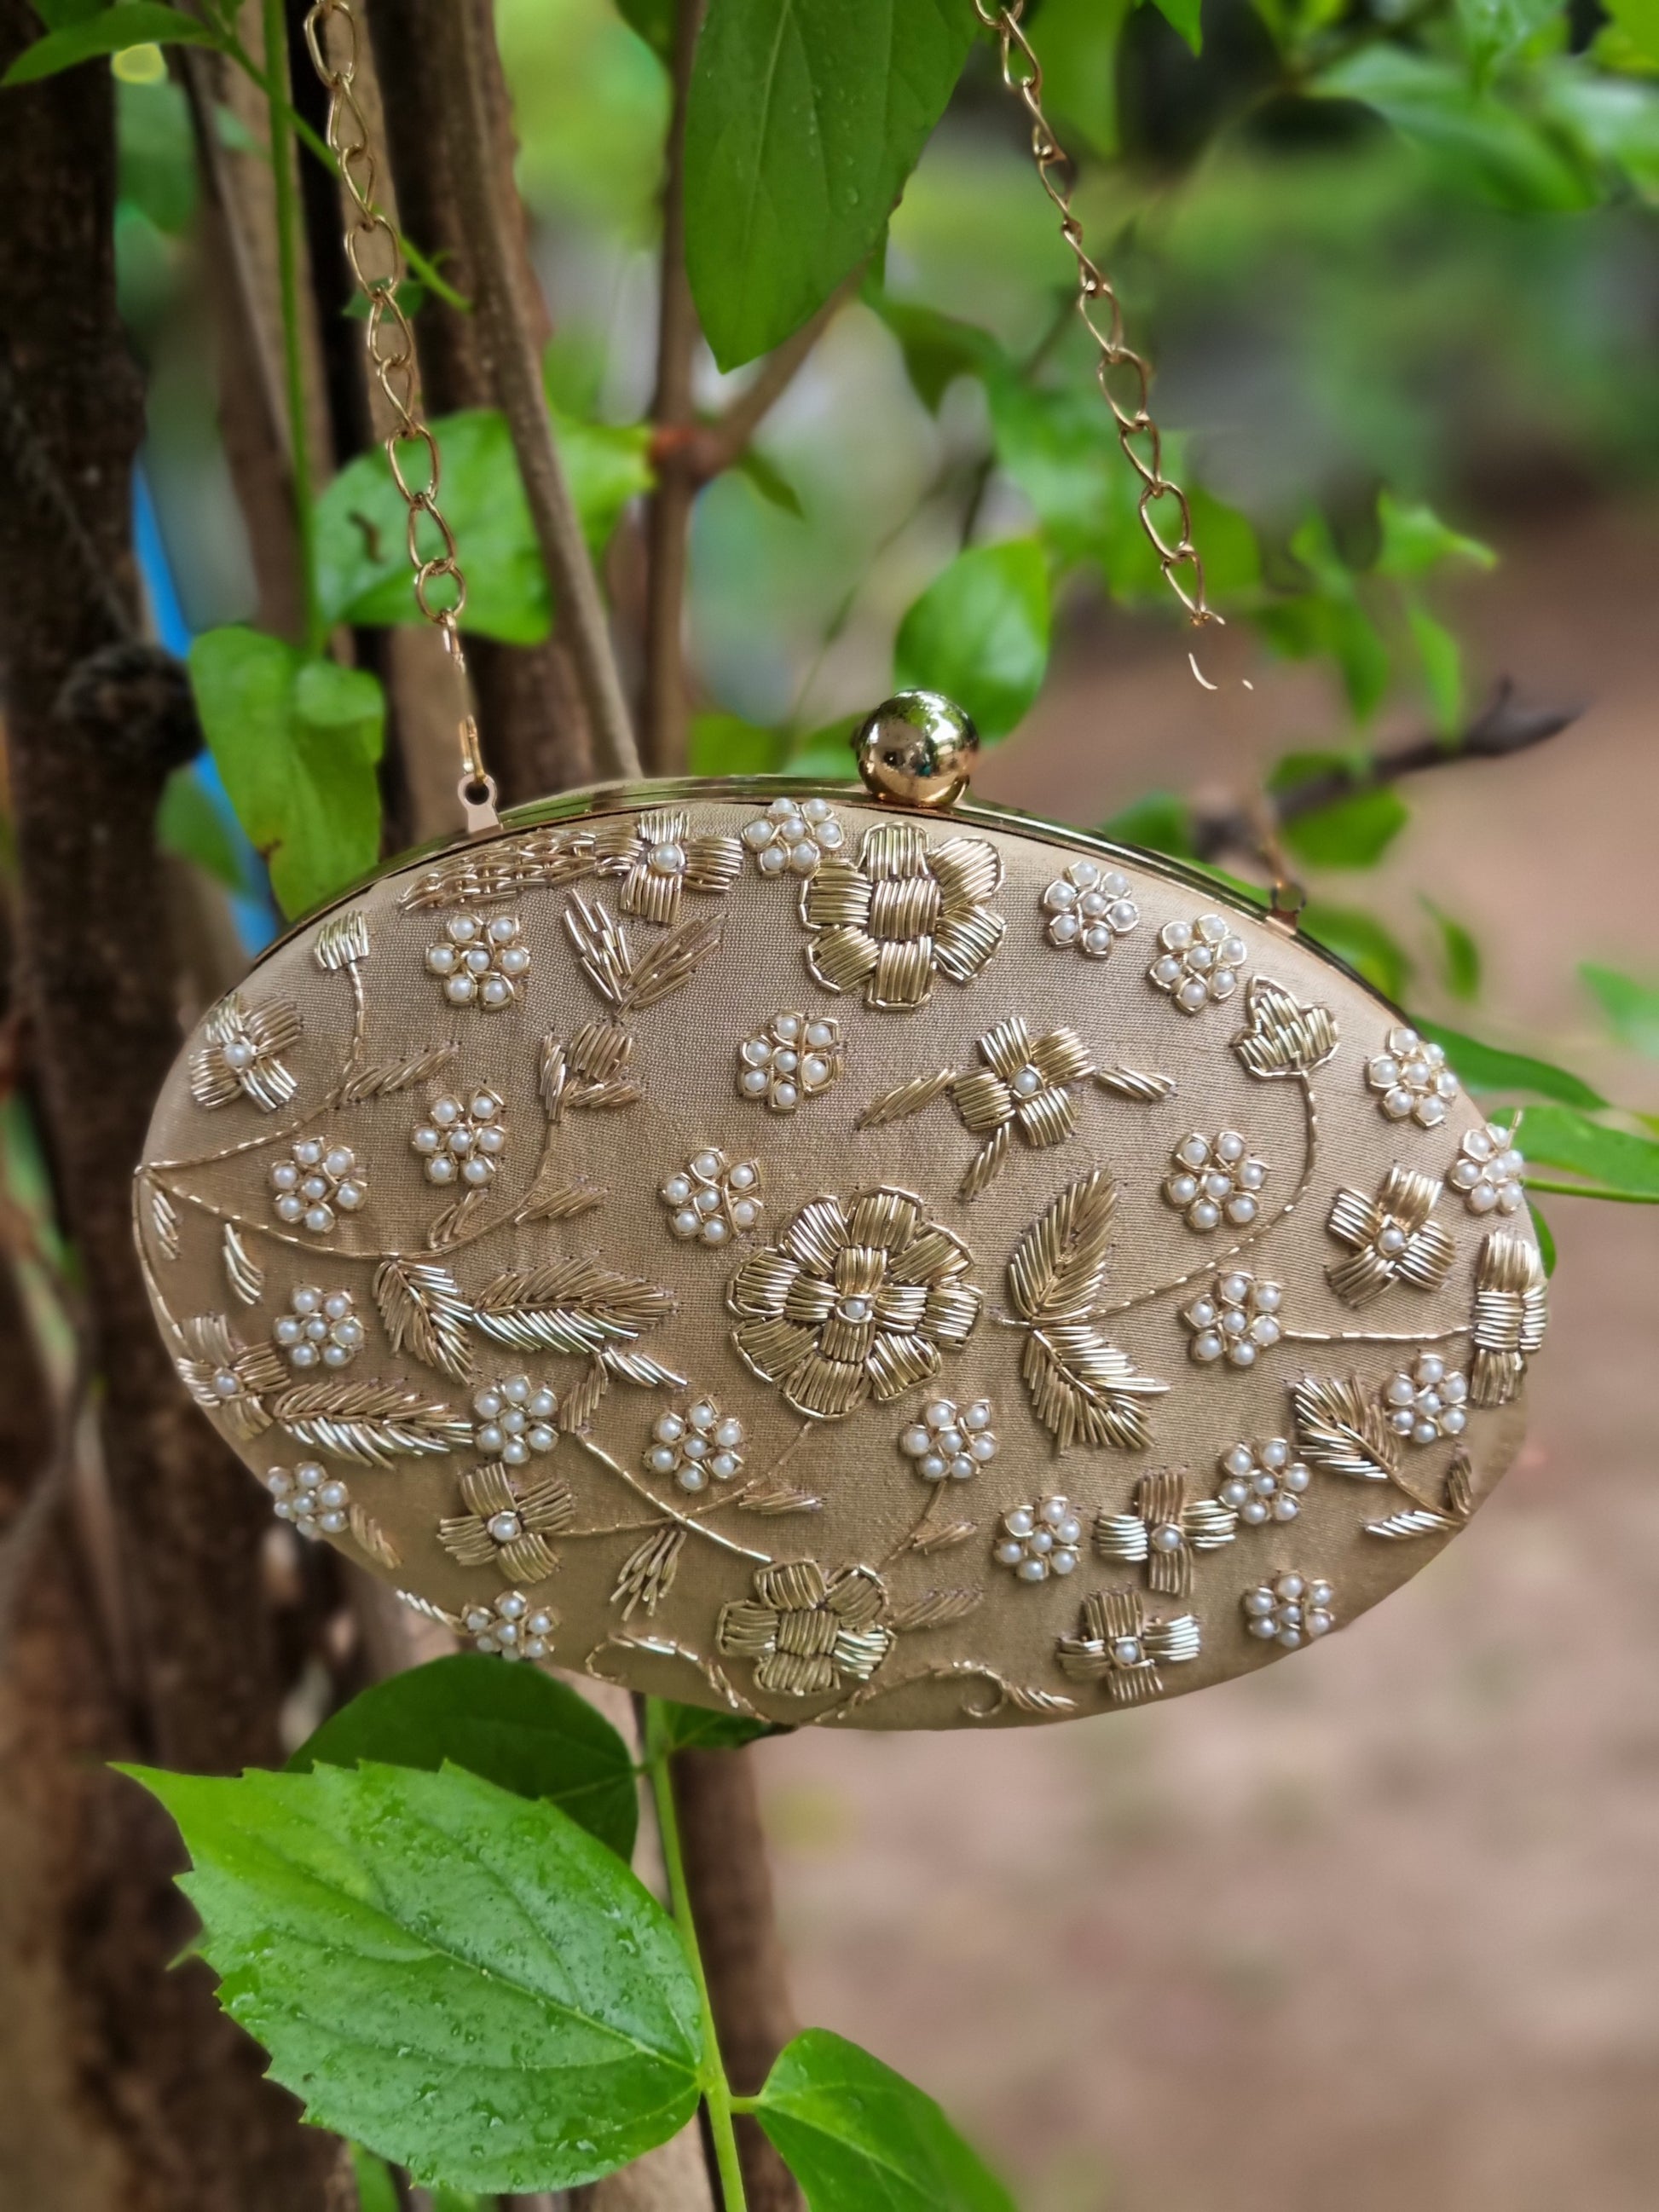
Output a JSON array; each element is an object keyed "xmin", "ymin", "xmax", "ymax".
[
  {"xmin": 1008, "ymin": 1174, "xmax": 1167, "ymax": 1452},
  {"xmin": 373, "ymin": 1258, "xmax": 474, "ymax": 1383},
  {"xmin": 513, "ymin": 1171, "xmax": 609, "ymax": 1226},
  {"xmin": 889, "ymin": 1589, "xmax": 982, "ymax": 1632},
  {"xmin": 347, "ymin": 1504, "xmax": 402, "ymax": 1570},
  {"xmin": 612, "ymin": 1525, "xmax": 686, "ymax": 1619},
  {"xmin": 396, "ymin": 828, "xmax": 599, "ymax": 910},
  {"xmin": 1366, "ymin": 1444, "xmax": 1476, "ymax": 1539},
  {"xmin": 558, "ymin": 1358, "xmax": 610, "ymax": 1434},
  {"xmin": 272, "ymin": 1381, "xmax": 470, "ymax": 1465},
  {"xmin": 564, "ymin": 896, "xmax": 721, "ymax": 1015},
  {"xmin": 338, "ymin": 1042, "xmax": 459, "ymax": 1104},
  {"xmin": 737, "ymin": 1479, "xmax": 824, "ymax": 1516},
  {"xmin": 1003, "ymin": 1684, "xmax": 1078, "ymax": 1716},
  {"xmin": 856, "ymin": 1069, "xmax": 955, "ymax": 1129},
  {"xmin": 1008, "ymin": 1168, "xmax": 1116, "ymax": 1325},
  {"xmin": 1292, "ymin": 1374, "xmax": 1399, "ymax": 1484},
  {"xmin": 910, "ymin": 1518, "xmax": 978, "ymax": 1554},
  {"xmin": 222, "ymin": 1222, "xmax": 264, "ymax": 1306},
  {"xmin": 471, "ymin": 1262, "xmax": 677, "ymax": 1358},
  {"xmin": 144, "ymin": 1175, "xmax": 180, "ymax": 1262}
]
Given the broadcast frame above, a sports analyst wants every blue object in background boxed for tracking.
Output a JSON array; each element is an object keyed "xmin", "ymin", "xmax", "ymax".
[{"xmin": 135, "ymin": 465, "xmax": 279, "ymax": 952}]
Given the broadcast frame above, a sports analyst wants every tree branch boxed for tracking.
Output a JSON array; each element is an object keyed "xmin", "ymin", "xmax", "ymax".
[
  {"xmin": 656, "ymin": 283, "xmax": 850, "ymax": 492},
  {"xmin": 436, "ymin": 0, "xmax": 640, "ymax": 780},
  {"xmin": 1188, "ymin": 682, "xmax": 1581, "ymax": 862}
]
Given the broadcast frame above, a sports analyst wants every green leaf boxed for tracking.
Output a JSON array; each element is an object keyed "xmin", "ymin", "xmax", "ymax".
[
  {"xmin": 124, "ymin": 1762, "xmax": 702, "ymax": 2194},
  {"xmin": 1022, "ymin": 0, "xmax": 1132, "ymax": 152},
  {"xmin": 156, "ymin": 761, "xmax": 246, "ymax": 892},
  {"xmin": 1375, "ymin": 492, "xmax": 1496, "ymax": 578},
  {"xmin": 735, "ymin": 445, "xmax": 806, "ymax": 519},
  {"xmin": 690, "ymin": 713, "xmax": 786, "ymax": 777},
  {"xmin": 32, "ymin": 0, "xmax": 111, "ymax": 29},
  {"xmin": 1301, "ymin": 901, "xmax": 1413, "ymax": 998},
  {"xmin": 315, "ymin": 409, "xmax": 650, "ymax": 644},
  {"xmin": 188, "ymin": 627, "xmax": 384, "ymax": 920},
  {"xmin": 650, "ymin": 1700, "xmax": 786, "ymax": 1752},
  {"xmin": 3, "ymin": 3, "xmax": 218, "ymax": 84},
  {"xmin": 1407, "ymin": 604, "xmax": 1464, "ymax": 734},
  {"xmin": 118, "ymin": 77, "xmax": 195, "ymax": 235},
  {"xmin": 1516, "ymin": 1104, "xmax": 1659, "ymax": 1196},
  {"xmin": 893, "ymin": 539, "xmax": 1049, "ymax": 742},
  {"xmin": 1270, "ymin": 754, "xmax": 1408, "ymax": 869},
  {"xmin": 289, "ymin": 1655, "xmax": 639, "ymax": 1863},
  {"xmin": 1422, "ymin": 898, "xmax": 1483, "ymax": 1001},
  {"xmin": 754, "ymin": 2029, "xmax": 1015, "ymax": 2211},
  {"xmin": 1147, "ymin": 0, "xmax": 1204, "ymax": 56},
  {"xmin": 1098, "ymin": 790, "xmax": 1196, "ymax": 858},
  {"xmin": 615, "ymin": 0, "xmax": 676, "ymax": 62},
  {"xmin": 1604, "ymin": 0, "xmax": 1659, "ymax": 65},
  {"xmin": 1527, "ymin": 1196, "xmax": 1557, "ymax": 1275},
  {"xmin": 684, "ymin": 0, "xmax": 979, "ymax": 369},
  {"xmin": 1416, "ymin": 1020, "xmax": 1605, "ymax": 1106},
  {"xmin": 1581, "ymin": 962, "xmax": 1659, "ymax": 1058},
  {"xmin": 1455, "ymin": 0, "xmax": 1560, "ymax": 79},
  {"xmin": 350, "ymin": 2146, "xmax": 402, "ymax": 2212},
  {"xmin": 865, "ymin": 293, "xmax": 1008, "ymax": 412}
]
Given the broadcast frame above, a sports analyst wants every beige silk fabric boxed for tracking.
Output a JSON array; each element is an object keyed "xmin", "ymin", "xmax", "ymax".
[{"xmin": 136, "ymin": 784, "xmax": 1541, "ymax": 1729}]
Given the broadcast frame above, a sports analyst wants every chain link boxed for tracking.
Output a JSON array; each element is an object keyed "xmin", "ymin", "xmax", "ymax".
[
  {"xmin": 301, "ymin": 0, "xmax": 497, "ymax": 820},
  {"xmin": 974, "ymin": 0, "xmax": 1217, "ymax": 632}
]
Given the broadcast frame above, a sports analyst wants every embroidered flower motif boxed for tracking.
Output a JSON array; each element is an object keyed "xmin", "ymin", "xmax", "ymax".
[
  {"xmin": 728, "ymin": 1186, "xmax": 981, "ymax": 1420},
  {"xmin": 439, "ymin": 1463, "xmax": 575, "ymax": 1581},
  {"xmin": 1326, "ymin": 1167, "xmax": 1454, "ymax": 1307},
  {"xmin": 1041, "ymin": 860, "xmax": 1139, "ymax": 957},
  {"xmin": 949, "ymin": 1018, "xmax": 1095, "ymax": 1193},
  {"xmin": 1182, "ymin": 1271, "xmax": 1284, "ymax": 1368},
  {"xmin": 1056, "ymin": 1587, "xmax": 1201, "ymax": 1705},
  {"xmin": 269, "ymin": 1139, "xmax": 367, "ymax": 1235},
  {"xmin": 1382, "ymin": 1353, "xmax": 1470, "ymax": 1445},
  {"xmin": 737, "ymin": 1012, "xmax": 842, "ymax": 1113},
  {"xmin": 801, "ymin": 820, "xmax": 1005, "ymax": 1011},
  {"xmin": 459, "ymin": 1591, "xmax": 558, "ymax": 1660},
  {"xmin": 1448, "ymin": 1122, "xmax": 1525, "ymax": 1217},
  {"xmin": 595, "ymin": 808, "xmax": 742, "ymax": 925},
  {"xmin": 175, "ymin": 1315, "xmax": 288, "ymax": 1441},
  {"xmin": 188, "ymin": 990, "xmax": 303, "ymax": 1112},
  {"xmin": 1163, "ymin": 1129, "xmax": 1269, "ymax": 1232},
  {"xmin": 424, "ymin": 914, "xmax": 530, "ymax": 1009},
  {"xmin": 662, "ymin": 1149, "xmax": 763, "ymax": 1246},
  {"xmin": 1365, "ymin": 1024, "xmax": 1460, "ymax": 1129},
  {"xmin": 471, "ymin": 1375, "xmax": 559, "ymax": 1464},
  {"xmin": 994, "ymin": 1496, "xmax": 1083, "ymax": 1582},
  {"xmin": 1147, "ymin": 914, "xmax": 1247, "ymax": 1014},
  {"xmin": 412, "ymin": 1088, "xmax": 506, "ymax": 1190},
  {"xmin": 717, "ymin": 1561, "xmax": 893, "ymax": 1698},
  {"xmin": 1471, "ymin": 1230, "xmax": 1547, "ymax": 1406},
  {"xmin": 272, "ymin": 1285, "xmax": 363, "ymax": 1372},
  {"xmin": 898, "ymin": 1396, "xmax": 997, "ymax": 1482},
  {"xmin": 1216, "ymin": 1438, "xmax": 1311, "ymax": 1525},
  {"xmin": 645, "ymin": 1400, "xmax": 745, "ymax": 1493},
  {"xmin": 1242, "ymin": 1571, "xmax": 1335, "ymax": 1650},
  {"xmin": 741, "ymin": 796, "xmax": 847, "ymax": 878},
  {"xmin": 1093, "ymin": 1470, "xmax": 1237, "ymax": 1597},
  {"xmin": 1231, "ymin": 977, "xmax": 1338, "ymax": 1079},
  {"xmin": 264, "ymin": 1461, "xmax": 350, "ymax": 1539}
]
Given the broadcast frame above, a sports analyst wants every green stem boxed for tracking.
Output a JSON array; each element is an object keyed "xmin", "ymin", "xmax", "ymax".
[
  {"xmin": 1524, "ymin": 1177, "xmax": 1659, "ymax": 1204},
  {"xmin": 260, "ymin": 0, "xmax": 321, "ymax": 652},
  {"xmin": 643, "ymin": 1700, "xmax": 750, "ymax": 2212}
]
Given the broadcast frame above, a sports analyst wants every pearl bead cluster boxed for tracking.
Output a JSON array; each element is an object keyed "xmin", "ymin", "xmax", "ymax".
[
  {"xmin": 1182, "ymin": 1271, "xmax": 1284, "ymax": 1367},
  {"xmin": 1148, "ymin": 914, "xmax": 1247, "ymax": 1014},
  {"xmin": 273, "ymin": 1285, "xmax": 364, "ymax": 1372},
  {"xmin": 995, "ymin": 1497, "xmax": 1083, "ymax": 1581},
  {"xmin": 1365, "ymin": 1025, "xmax": 1460, "ymax": 1129},
  {"xmin": 264, "ymin": 1460, "xmax": 349, "ymax": 1538},
  {"xmin": 1217, "ymin": 1438, "xmax": 1311, "ymax": 1524},
  {"xmin": 425, "ymin": 914, "xmax": 530, "ymax": 1009},
  {"xmin": 646, "ymin": 1401, "xmax": 745, "ymax": 1492},
  {"xmin": 741, "ymin": 796, "xmax": 847, "ymax": 877},
  {"xmin": 412, "ymin": 1089, "xmax": 506, "ymax": 1188},
  {"xmin": 269, "ymin": 1139, "xmax": 366, "ymax": 1234},
  {"xmin": 1163, "ymin": 1129, "xmax": 1269, "ymax": 1232},
  {"xmin": 1242, "ymin": 1573, "xmax": 1335, "ymax": 1649},
  {"xmin": 661, "ymin": 1149, "xmax": 762, "ymax": 1245},
  {"xmin": 472, "ymin": 1375, "xmax": 559, "ymax": 1463},
  {"xmin": 1382, "ymin": 1352, "xmax": 1469, "ymax": 1444},
  {"xmin": 1448, "ymin": 1122, "xmax": 1524, "ymax": 1216},
  {"xmin": 461, "ymin": 1591, "xmax": 556, "ymax": 1660},
  {"xmin": 737, "ymin": 1012, "xmax": 841, "ymax": 1113},
  {"xmin": 899, "ymin": 1397, "xmax": 997, "ymax": 1481},
  {"xmin": 1040, "ymin": 860, "xmax": 1139, "ymax": 957}
]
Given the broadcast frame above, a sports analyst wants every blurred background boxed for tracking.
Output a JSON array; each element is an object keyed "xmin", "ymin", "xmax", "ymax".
[{"xmin": 115, "ymin": 0, "xmax": 1659, "ymax": 2201}]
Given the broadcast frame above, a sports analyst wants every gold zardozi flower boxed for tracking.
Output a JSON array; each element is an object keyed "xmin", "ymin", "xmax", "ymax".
[
  {"xmin": 1326, "ymin": 1167, "xmax": 1454, "ymax": 1308},
  {"xmin": 717, "ymin": 1561, "xmax": 893, "ymax": 1698},
  {"xmin": 594, "ymin": 809, "xmax": 741, "ymax": 926},
  {"xmin": 800, "ymin": 821, "xmax": 1004, "ymax": 1011},
  {"xmin": 728, "ymin": 1187, "xmax": 981, "ymax": 1419}
]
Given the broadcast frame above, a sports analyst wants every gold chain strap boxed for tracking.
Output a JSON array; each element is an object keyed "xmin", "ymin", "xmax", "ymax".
[
  {"xmin": 974, "ymin": 0, "xmax": 1217, "ymax": 635},
  {"xmin": 301, "ymin": 0, "xmax": 498, "ymax": 826}
]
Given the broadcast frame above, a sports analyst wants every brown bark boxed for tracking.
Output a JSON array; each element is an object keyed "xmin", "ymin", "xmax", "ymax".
[
  {"xmin": 367, "ymin": 0, "xmax": 598, "ymax": 803},
  {"xmin": 0, "ymin": 14, "xmax": 350, "ymax": 2204},
  {"xmin": 673, "ymin": 1749, "xmax": 804, "ymax": 2212}
]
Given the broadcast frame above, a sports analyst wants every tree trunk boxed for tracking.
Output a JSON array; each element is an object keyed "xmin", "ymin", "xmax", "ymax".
[{"xmin": 0, "ymin": 12, "xmax": 350, "ymax": 2203}]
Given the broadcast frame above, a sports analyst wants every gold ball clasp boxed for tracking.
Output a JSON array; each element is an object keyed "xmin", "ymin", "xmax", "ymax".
[{"xmin": 853, "ymin": 690, "xmax": 980, "ymax": 810}]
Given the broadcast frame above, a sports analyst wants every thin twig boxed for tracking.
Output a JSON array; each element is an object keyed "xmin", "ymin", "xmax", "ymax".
[
  {"xmin": 438, "ymin": 0, "xmax": 640, "ymax": 778},
  {"xmin": 661, "ymin": 283, "xmax": 853, "ymax": 490},
  {"xmin": 1189, "ymin": 682, "xmax": 1581, "ymax": 862}
]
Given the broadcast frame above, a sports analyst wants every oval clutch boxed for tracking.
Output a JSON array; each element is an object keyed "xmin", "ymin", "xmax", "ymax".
[{"xmin": 135, "ymin": 736, "xmax": 1544, "ymax": 1729}]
